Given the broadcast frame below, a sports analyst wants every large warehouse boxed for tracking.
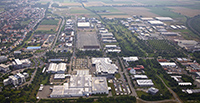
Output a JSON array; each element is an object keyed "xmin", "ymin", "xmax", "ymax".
[
  {"xmin": 77, "ymin": 22, "xmax": 90, "ymax": 28},
  {"xmin": 92, "ymin": 58, "xmax": 118, "ymax": 78},
  {"xmin": 136, "ymin": 79, "xmax": 154, "ymax": 87},
  {"xmin": 47, "ymin": 63, "xmax": 66, "ymax": 73},
  {"xmin": 50, "ymin": 70, "xmax": 109, "ymax": 97}
]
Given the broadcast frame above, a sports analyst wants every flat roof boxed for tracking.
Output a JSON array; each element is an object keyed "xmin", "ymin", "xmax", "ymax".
[
  {"xmin": 155, "ymin": 17, "xmax": 173, "ymax": 21},
  {"xmin": 77, "ymin": 22, "xmax": 90, "ymax": 27},
  {"xmin": 123, "ymin": 57, "xmax": 139, "ymax": 62},
  {"xmin": 92, "ymin": 58, "xmax": 118, "ymax": 75},
  {"xmin": 92, "ymin": 77, "xmax": 108, "ymax": 93},
  {"xmin": 137, "ymin": 79, "xmax": 154, "ymax": 86},
  {"xmin": 148, "ymin": 20, "xmax": 164, "ymax": 25},
  {"xmin": 134, "ymin": 75, "xmax": 148, "ymax": 79},
  {"xmin": 27, "ymin": 46, "xmax": 41, "ymax": 49},
  {"xmin": 15, "ymin": 59, "xmax": 22, "ymax": 65},
  {"xmin": 54, "ymin": 74, "xmax": 66, "ymax": 79},
  {"xmin": 159, "ymin": 62, "xmax": 176, "ymax": 66}
]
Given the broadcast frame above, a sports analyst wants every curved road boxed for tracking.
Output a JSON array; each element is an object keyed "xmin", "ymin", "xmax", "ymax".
[{"xmin": 157, "ymin": 75, "xmax": 182, "ymax": 103}]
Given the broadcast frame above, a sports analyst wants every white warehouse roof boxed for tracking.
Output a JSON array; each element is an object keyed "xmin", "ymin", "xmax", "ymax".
[
  {"xmin": 92, "ymin": 58, "xmax": 118, "ymax": 75},
  {"xmin": 159, "ymin": 62, "xmax": 176, "ymax": 67},
  {"xmin": 148, "ymin": 20, "xmax": 164, "ymax": 25},
  {"xmin": 77, "ymin": 22, "xmax": 90, "ymax": 27},
  {"xmin": 137, "ymin": 79, "xmax": 154, "ymax": 86},
  {"xmin": 123, "ymin": 57, "xmax": 139, "ymax": 62},
  {"xmin": 155, "ymin": 17, "xmax": 173, "ymax": 21},
  {"xmin": 134, "ymin": 75, "xmax": 148, "ymax": 79}
]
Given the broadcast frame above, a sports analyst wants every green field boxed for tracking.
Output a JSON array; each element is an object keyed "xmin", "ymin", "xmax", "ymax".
[
  {"xmin": 40, "ymin": 19, "xmax": 59, "ymax": 25},
  {"xmin": 87, "ymin": 0, "xmax": 134, "ymax": 4},
  {"xmin": 88, "ymin": 6, "xmax": 120, "ymax": 12},
  {"xmin": 146, "ymin": 7, "xmax": 186, "ymax": 19}
]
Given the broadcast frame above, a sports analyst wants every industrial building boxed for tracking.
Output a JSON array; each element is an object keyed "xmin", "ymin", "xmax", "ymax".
[
  {"xmin": 77, "ymin": 22, "xmax": 90, "ymax": 28},
  {"xmin": 148, "ymin": 87, "xmax": 159, "ymax": 95},
  {"xmin": 12, "ymin": 59, "xmax": 31, "ymax": 69},
  {"xmin": 185, "ymin": 89, "xmax": 200, "ymax": 94},
  {"xmin": 123, "ymin": 57, "xmax": 139, "ymax": 62},
  {"xmin": 148, "ymin": 20, "xmax": 165, "ymax": 26},
  {"xmin": 155, "ymin": 17, "xmax": 173, "ymax": 21},
  {"xmin": 161, "ymin": 32, "xmax": 179, "ymax": 36},
  {"xmin": 159, "ymin": 62, "xmax": 176, "ymax": 67},
  {"xmin": 133, "ymin": 75, "xmax": 148, "ymax": 79},
  {"xmin": 47, "ymin": 63, "xmax": 66, "ymax": 74},
  {"xmin": 174, "ymin": 39, "xmax": 200, "ymax": 52},
  {"xmin": 136, "ymin": 79, "xmax": 154, "ymax": 87},
  {"xmin": 105, "ymin": 45, "xmax": 121, "ymax": 53},
  {"xmin": 50, "ymin": 70, "xmax": 109, "ymax": 97},
  {"xmin": 92, "ymin": 58, "xmax": 118, "ymax": 78}
]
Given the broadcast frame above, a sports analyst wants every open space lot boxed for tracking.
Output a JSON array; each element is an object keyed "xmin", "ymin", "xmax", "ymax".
[
  {"xmin": 168, "ymin": 7, "xmax": 200, "ymax": 17},
  {"xmin": 77, "ymin": 32, "xmax": 100, "ymax": 50},
  {"xmin": 115, "ymin": 7, "xmax": 158, "ymax": 17}
]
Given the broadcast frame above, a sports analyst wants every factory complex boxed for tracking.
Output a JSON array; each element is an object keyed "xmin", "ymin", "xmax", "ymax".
[{"xmin": 50, "ymin": 70, "xmax": 109, "ymax": 97}]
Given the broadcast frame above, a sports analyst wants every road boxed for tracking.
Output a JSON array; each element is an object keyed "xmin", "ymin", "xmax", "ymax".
[
  {"xmin": 17, "ymin": 67, "xmax": 38, "ymax": 89},
  {"xmin": 50, "ymin": 16, "xmax": 65, "ymax": 51},
  {"xmin": 118, "ymin": 56, "xmax": 138, "ymax": 97},
  {"xmin": 157, "ymin": 75, "xmax": 182, "ymax": 103}
]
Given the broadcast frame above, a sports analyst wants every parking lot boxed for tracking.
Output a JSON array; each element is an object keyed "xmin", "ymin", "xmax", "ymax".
[{"xmin": 37, "ymin": 85, "xmax": 52, "ymax": 99}]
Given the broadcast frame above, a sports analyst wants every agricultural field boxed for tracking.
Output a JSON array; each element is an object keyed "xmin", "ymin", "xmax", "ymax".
[
  {"xmin": 36, "ymin": 25, "xmax": 57, "ymax": 31},
  {"xmin": 168, "ymin": 7, "xmax": 200, "ymax": 17},
  {"xmin": 40, "ymin": 19, "xmax": 59, "ymax": 25},
  {"xmin": 114, "ymin": 7, "xmax": 158, "ymax": 17},
  {"xmin": 36, "ymin": 18, "xmax": 60, "ymax": 33},
  {"xmin": 133, "ymin": 0, "xmax": 198, "ymax": 5},
  {"xmin": 61, "ymin": 2, "xmax": 81, "ymax": 6}
]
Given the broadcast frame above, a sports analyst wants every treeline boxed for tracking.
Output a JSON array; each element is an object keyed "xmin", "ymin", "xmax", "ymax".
[
  {"xmin": 39, "ymin": 96, "xmax": 136, "ymax": 103},
  {"xmin": 0, "ymin": 66, "xmax": 45, "ymax": 102}
]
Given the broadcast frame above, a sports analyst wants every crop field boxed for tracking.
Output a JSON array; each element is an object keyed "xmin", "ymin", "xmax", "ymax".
[
  {"xmin": 83, "ymin": 1, "xmax": 106, "ymax": 7},
  {"xmin": 61, "ymin": 2, "xmax": 81, "ymax": 6},
  {"xmin": 168, "ymin": 7, "xmax": 200, "ymax": 17},
  {"xmin": 40, "ymin": 19, "xmax": 59, "ymax": 25},
  {"xmin": 36, "ymin": 25, "xmax": 57, "ymax": 31},
  {"xmin": 133, "ymin": 0, "xmax": 197, "ymax": 5},
  {"xmin": 115, "ymin": 7, "xmax": 158, "ymax": 17}
]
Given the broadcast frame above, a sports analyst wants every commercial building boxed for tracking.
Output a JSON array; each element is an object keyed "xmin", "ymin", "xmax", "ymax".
[
  {"xmin": 0, "ymin": 64, "xmax": 10, "ymax": 72},
  {"xmin": 14, "ymin": 51, "xmax": 22, "ymax": 55},
  {"xmin": 12, "ymin": 59, "xmax": 31, "ymax": 69},
  {"xmin": 50, "ymin": 70, "xmax": 109, "ymax": 97},
  {"xmin": 92, "ymin": 58, "xmax": 118, "ymax": 78},
  {"xmin": 3, "ymin": 72, "xmax": 28, "ymax": 86},
  {"xmin": 47, "ymin": 63, "xmax": 66, "ymax": 74},
  {"xmin": 136, "ymin": 79, "xmax": 154, "ymax": 87},
  {"xmin": 0, "ymin": 56, "xmax": 7, "ymax": 63},
  {"xmin": 148, "ymin": 87, "xmax": 159, "ymax": 95},
  {"xmin": 129, "ymin": 69, "xmax": 136, "ymax": 75}
]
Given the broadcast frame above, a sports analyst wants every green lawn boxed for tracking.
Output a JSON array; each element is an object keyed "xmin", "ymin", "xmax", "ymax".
[{"xmin": 40, "ymin": 19, "xmax": 59, "ymax": 25}]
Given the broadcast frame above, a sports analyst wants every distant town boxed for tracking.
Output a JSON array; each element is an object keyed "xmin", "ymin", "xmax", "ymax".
[{"xmin": 0, "ymin": 0, "xmax": 200, "ymax": 103}]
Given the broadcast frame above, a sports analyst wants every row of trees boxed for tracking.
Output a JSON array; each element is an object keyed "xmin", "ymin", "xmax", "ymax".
[{"xmin": 39, "ymin": 96, "xmax": 136, "ymax": 103}]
